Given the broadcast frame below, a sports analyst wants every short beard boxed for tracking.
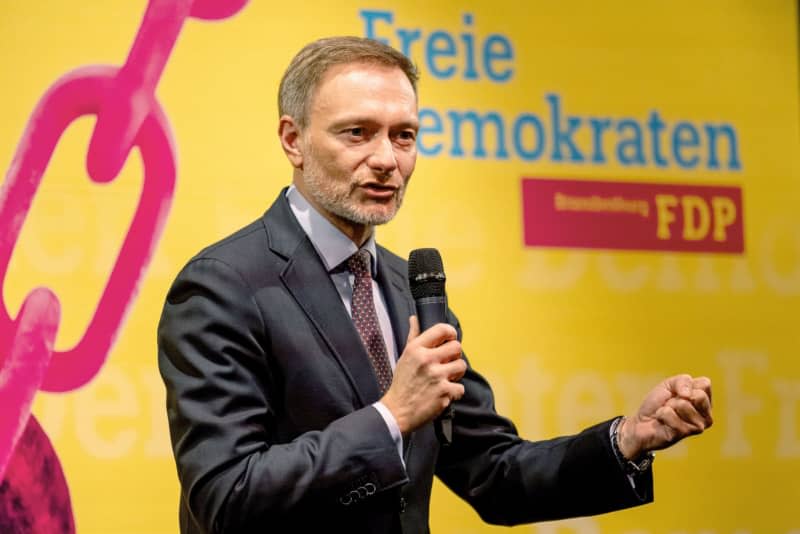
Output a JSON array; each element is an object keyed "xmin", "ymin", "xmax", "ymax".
[{"xmin": 302, "ymin": 162, "xmax": 404, "ymax": 227}]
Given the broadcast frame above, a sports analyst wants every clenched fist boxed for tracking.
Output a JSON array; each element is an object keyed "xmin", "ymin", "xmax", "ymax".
[{"xmin": 618, "ymin": 374, "xmax": 713, "ymax": 460}]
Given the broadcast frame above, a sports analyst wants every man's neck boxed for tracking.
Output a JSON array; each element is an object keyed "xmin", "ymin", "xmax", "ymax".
[{"xmin": 310, "ymin": 203, "xmax": 373, "ymax": 247}]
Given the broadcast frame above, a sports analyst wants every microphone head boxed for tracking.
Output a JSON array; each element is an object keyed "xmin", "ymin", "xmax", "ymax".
[{"xmin": 408, "ymin": 248, "xmax": 446, "ymax": 299}]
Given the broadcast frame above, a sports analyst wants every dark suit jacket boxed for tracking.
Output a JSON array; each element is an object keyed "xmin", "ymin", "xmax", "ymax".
[{"xmin": 158, "ymin": 189, "xmax": 652, "ymax": 534}]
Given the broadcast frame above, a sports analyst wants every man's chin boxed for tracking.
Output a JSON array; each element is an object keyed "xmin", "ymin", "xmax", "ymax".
[
  {"xmin": 342, "ymin": 205, "xmax": 399, "ymax": 226},
  {"xmin": 353, "ymin": 211, "xmax": 397, "ymax": 226}
]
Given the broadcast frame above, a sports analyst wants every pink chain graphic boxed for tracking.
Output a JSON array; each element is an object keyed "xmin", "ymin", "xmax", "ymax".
[{"xmin": 0, "ymin": 0, "xmax": 248, "ymax": 529}]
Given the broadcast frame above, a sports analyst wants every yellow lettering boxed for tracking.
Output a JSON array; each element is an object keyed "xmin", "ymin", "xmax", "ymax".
[
  {"xmin": 682, "ymin": 195, "xmax": 710, "ymax": 240},
  {"xmin": 655, "ymin": 194, "xmax": 678, "ymax": 240},
  {"xmin": 712, "ymin": 196, "xmax": 737, "ymax": 242}
]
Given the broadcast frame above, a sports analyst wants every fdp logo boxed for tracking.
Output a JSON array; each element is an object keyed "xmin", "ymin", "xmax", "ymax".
[{"xmin": 522, "ymin": 178, "xmax": 744, "ymax": 254}]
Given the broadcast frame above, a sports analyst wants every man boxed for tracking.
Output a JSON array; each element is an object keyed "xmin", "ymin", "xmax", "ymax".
[{"xmin": 158, "ymin": 36, "xmax": 712, "ymax": 534}]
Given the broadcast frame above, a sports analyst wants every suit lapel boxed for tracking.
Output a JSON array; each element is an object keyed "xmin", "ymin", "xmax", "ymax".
[
  {"xmin": 264, "ymin": 191, "xmax": 383, "ymax": 407},
  {"xmin": 282, "ymin": 243, "xmax": 386, "ymax": 406},
  {"xmin": 375, "ymin": 247, "xmax": 413, "ymax": 359}
]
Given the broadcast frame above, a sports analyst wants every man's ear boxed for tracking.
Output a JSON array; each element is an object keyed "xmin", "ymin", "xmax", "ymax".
[{"xmin": 278, "ymin": 115, "xmax": 304, "ymax": 169}]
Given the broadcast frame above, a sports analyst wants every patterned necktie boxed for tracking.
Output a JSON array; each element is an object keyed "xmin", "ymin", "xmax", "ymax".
[{"xmin": 347, "ymin": 249, "xmax": 393, "ymax": 393}]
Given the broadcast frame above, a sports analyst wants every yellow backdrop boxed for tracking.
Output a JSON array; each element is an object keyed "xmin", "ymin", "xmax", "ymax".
[{"xmin": 1, "ymin": 1, "xmax": 798, "ymax": 533}]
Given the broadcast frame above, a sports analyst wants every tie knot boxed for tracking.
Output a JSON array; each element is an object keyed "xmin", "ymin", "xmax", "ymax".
[{"xmin": 347, "ymin": 249, "xmax": 372, "ymax": 279}]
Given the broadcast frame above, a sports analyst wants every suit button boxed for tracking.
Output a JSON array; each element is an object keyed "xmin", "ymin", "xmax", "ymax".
[{"xmin": 398, "ymin": 497, "xmax": 407, "ymax": 513}]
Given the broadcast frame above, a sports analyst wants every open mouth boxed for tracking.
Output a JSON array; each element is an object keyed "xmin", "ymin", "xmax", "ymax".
[{"xmin": 360, "ymin": 183, "xmax": 398, "ymax": 199}]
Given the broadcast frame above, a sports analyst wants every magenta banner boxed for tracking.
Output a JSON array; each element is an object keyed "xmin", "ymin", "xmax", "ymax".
[{"xmin": 521, "ymin": 178, "xmax": 744, "ymax": 254}]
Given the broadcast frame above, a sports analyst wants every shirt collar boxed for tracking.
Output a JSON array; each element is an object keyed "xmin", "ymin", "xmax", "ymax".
[{"xmin": 286, "ymin": 185, "xmax": 378, "ymax": 276}]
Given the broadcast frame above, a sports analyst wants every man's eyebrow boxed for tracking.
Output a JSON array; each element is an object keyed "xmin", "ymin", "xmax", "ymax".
[
  {"xmin": 328, "ymin": 117, "xmax": 419, "ymax": 130},
  {"xmin": 327, "ymin": 116, "xmax": 374, "ymax": 129},
  {"xmin": 394, "ymin": 119, "xmax": 420, "ymax": 130}
]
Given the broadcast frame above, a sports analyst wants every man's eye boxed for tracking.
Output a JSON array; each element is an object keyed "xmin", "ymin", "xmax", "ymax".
[
  {"xmin": 348, "ymin": 127, "xmax": 364, "ymax": 137},
  {"xmin": 396, "ymin": 130, "xmax": 416, "ymax": 143}
]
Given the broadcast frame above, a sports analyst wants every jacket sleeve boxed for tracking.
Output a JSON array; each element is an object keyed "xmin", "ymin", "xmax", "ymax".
[
  {"xmin": 434, "ymin": 312, "xmax": 653, "ymax": 525},
  {"xmin": 157, "ymin": 257, "xmax": 407, "ymax": 533}
]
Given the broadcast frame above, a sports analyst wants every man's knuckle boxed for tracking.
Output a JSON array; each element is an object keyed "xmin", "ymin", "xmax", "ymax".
[
  {"xmin": 419, "ymin": 350, "xmax": 436, "ymax": 366},
  {"xmin": 695, "ymin": 376, "xmax": 711, "ymax": 387}
]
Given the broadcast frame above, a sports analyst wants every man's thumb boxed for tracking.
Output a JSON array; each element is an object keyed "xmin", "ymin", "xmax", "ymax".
[{"xmin": 407, "ymin": 315, "xmax": 420, "ymax": 344}]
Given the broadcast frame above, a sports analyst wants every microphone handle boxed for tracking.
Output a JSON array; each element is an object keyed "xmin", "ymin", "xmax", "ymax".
[
  {"xmin": 415, "ymin": 295, "xmax": 447, "ymax": 330},
  {"xmin": 414, "ymin": 295, "xmax": 454, "ymax": 446}
]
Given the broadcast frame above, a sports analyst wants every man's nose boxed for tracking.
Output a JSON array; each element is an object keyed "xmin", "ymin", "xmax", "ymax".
[{"xmin": 366, "ymin": 136, "xmax": 398, "ymax": 177}]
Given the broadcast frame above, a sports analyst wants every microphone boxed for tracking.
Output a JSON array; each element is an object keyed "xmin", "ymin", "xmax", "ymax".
[{"xmin": 408, "ymin": 248, "xmax": 455, "ymax": 446}]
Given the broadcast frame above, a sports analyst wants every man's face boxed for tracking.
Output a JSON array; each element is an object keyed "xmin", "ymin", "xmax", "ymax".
[{"xmin": 290, "ymin": 62, "xmax": 418, "ymax": 239}]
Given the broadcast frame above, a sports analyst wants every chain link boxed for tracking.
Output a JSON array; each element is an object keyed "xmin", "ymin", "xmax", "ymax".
[{"xmin": 0, "ymin": 0, "xmax": 249, "ymax": 478}]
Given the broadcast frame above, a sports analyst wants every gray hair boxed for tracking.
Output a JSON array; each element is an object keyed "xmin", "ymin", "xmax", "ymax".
[{"xmin": 278, "ymin": 36, "xmax": 419, "ymax": 128}]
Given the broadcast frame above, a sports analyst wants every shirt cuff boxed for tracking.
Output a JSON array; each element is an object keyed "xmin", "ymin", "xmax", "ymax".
[
  {"xmin": 609, "ymin": 416, "xmax": 646, "ymax": 491},
  {"xmin": 372, "ymin": 401, "xmax": 405, "ymax": 466}
]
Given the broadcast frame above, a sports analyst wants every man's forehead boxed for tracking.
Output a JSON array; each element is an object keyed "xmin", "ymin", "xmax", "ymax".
[
  {"xmin": 308, "ymin": 61, "xmax": 418, "ymax": 119},
  {"xmin": 312, "ymin": 61, "xmax": 416, "ymax": 99}
]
